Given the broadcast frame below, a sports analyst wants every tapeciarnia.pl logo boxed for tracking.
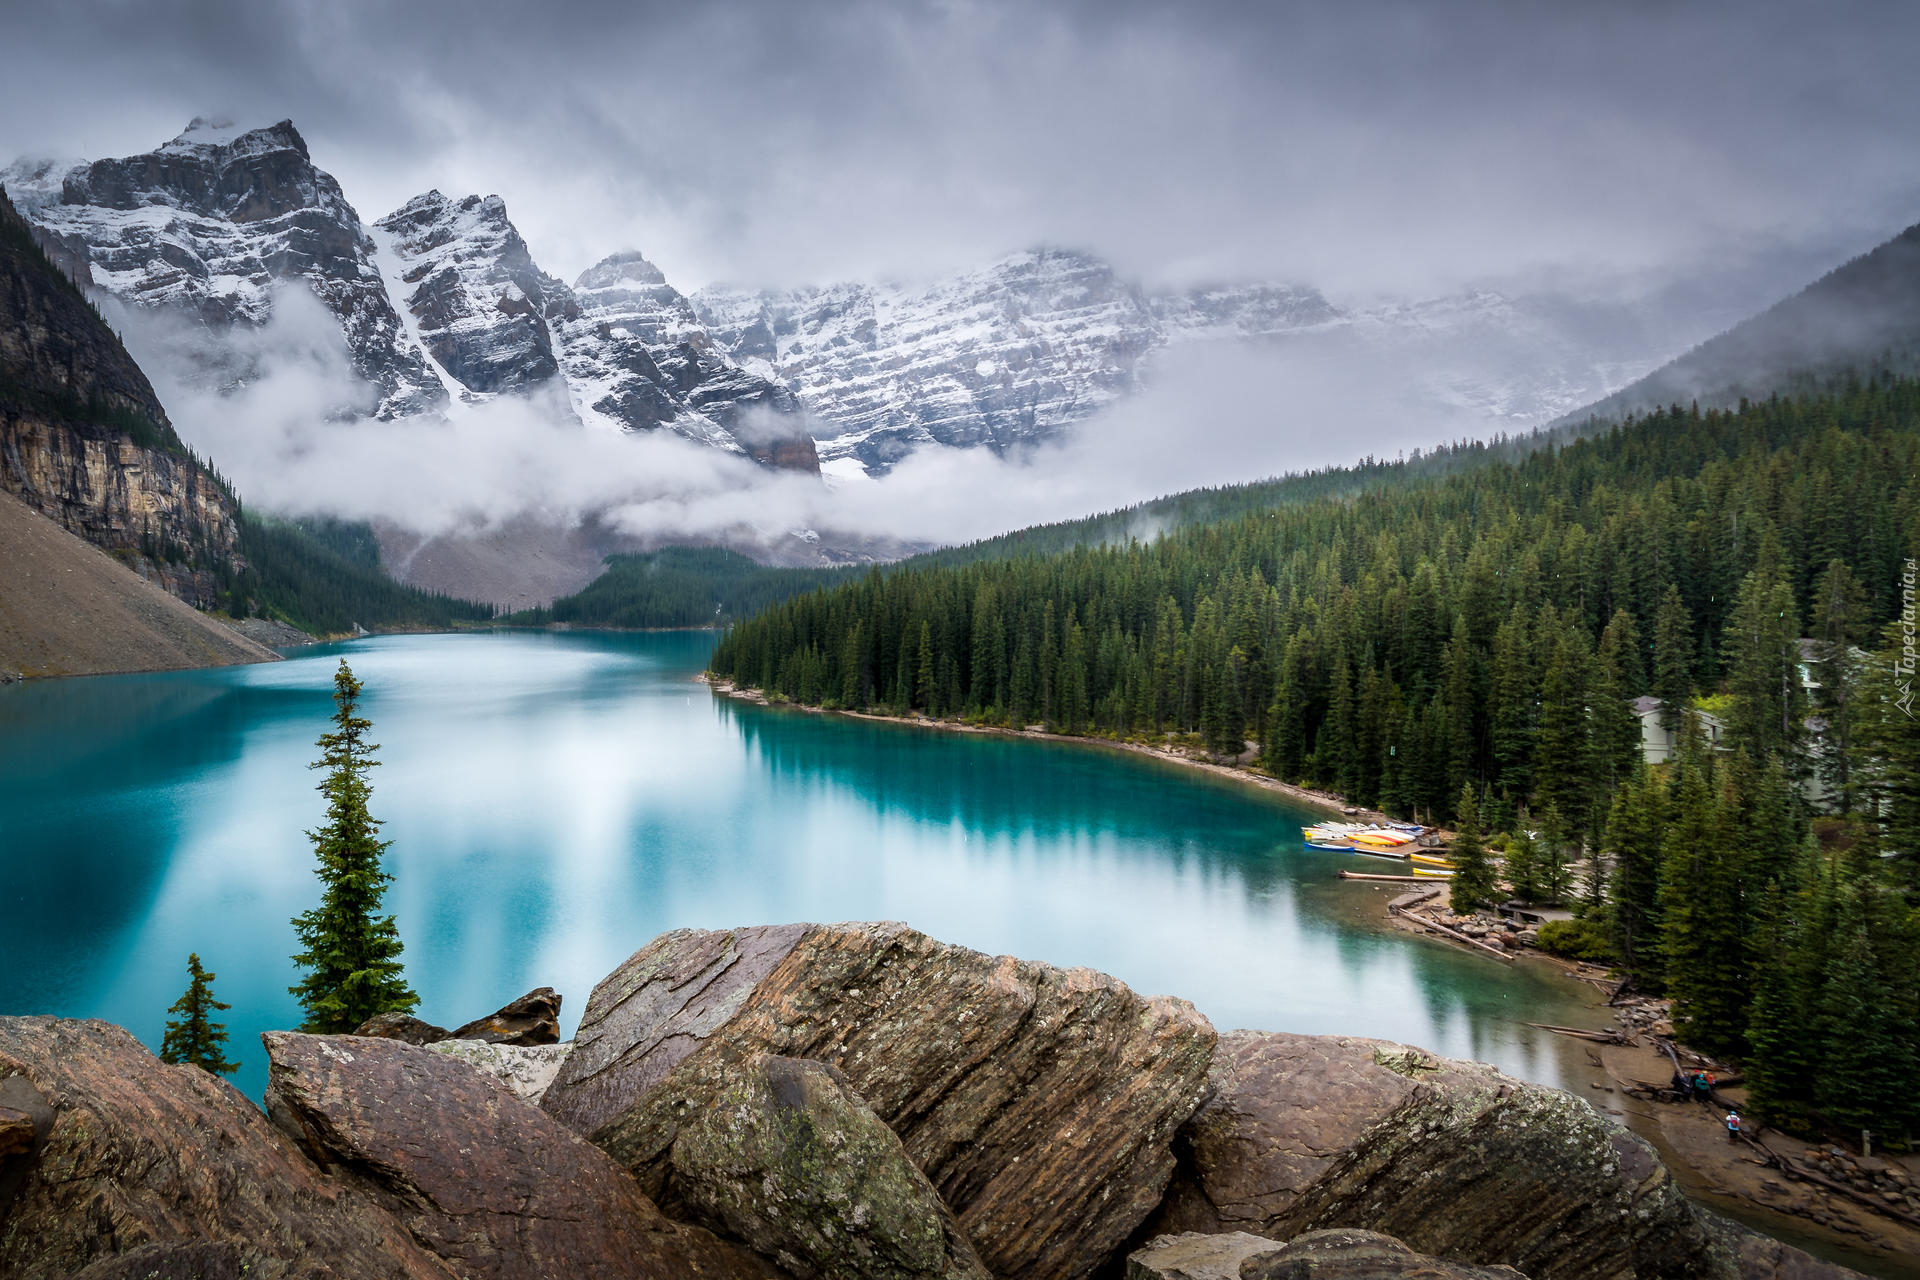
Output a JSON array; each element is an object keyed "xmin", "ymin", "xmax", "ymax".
[{"xmin": 1899, "ymin": 558, "xmax": 1917, "ymax": 719}]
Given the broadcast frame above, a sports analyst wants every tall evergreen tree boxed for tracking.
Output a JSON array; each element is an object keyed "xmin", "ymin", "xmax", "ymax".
[
  {"xmin": 1653, "ymin": 585, "xmax": 1694, "ymax": 734},
  {"xmin": 1449, "ymin": 785, "xmax": 1499, "ymax": 912},
  {"xmin": 289, "ymin": 660, "xmax": 418, "ymax": 1035},
  {"xmin": 159, "ymin": 952, "xmax": 238, "ymax": 1077}
]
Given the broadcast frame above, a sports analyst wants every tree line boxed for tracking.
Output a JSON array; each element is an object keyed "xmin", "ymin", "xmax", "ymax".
[{"xmin": 711, "ymin": 378, "xmax": 1920, "ymax": 1141}]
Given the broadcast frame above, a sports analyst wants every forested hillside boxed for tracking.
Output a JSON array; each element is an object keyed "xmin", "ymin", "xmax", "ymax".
[
  {"xmin": 713, "ymin": 379, "xmax": 1920, "ymax": 1135},
  {"xmin": 534, "ymin": 432, "xmax": 1551, "ymax": 628},
  {"xmin": 233, "ymin": 515, "xmax": 495, "ymax": 636},
  {"xmin": 511, "ymin": 547, "xmax": 851, "ymax": 629}
]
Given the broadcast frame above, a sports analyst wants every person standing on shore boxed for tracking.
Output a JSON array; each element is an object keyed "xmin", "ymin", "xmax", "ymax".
[{"xmin": 1725, "ymin": 1111, "xmax": 1742, "ymax": 1143}]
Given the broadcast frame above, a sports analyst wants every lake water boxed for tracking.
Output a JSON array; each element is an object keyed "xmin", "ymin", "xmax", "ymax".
[{"xmin": 0, "ymin": 629, "xmax": 1606, "ymax": 1102}]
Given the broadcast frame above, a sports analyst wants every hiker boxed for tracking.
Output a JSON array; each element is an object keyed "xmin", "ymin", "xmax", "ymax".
[
  {"xmin": 1725, "ymin": 1111, "xmax": 1742, "ymax": 1143},
  {"xmin": 1693, "ymin": 1072, "xmax": 1713, "ymax": 1105}
]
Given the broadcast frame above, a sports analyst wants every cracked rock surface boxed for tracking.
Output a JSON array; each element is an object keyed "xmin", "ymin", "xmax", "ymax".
[
  {"xmin": 262, "ymin": 1031, "xmax": 783, "ymax": 1280},
  {"xmin": 542, "ymin": 921, "xmax": 1217, "ymax": 1280}
]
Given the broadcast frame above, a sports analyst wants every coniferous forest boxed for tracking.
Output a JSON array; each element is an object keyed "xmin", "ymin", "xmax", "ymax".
[{"xmin": 712, "ymin": 379, "xmax": 1920, "ymax": 1138}]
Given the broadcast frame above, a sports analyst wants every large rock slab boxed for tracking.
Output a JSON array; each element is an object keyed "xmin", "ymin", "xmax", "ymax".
[
  {"xmin": 661, "ymin": 1053, "xmax": 989, "ymax": 1280},
  {"xmin": 543, "ymin": 922, "xmax": 1217, "ymax": 1280},
  {"xmin": 0, "ymin": 1016, "xmax": 448, "ymax": 1280},
  {"xmin": 450, "ymin": 986, "xmax": 563, "ymax": 1045},
  {"xmin": 1126, "ymin": 1228, "xmax": 1527, "ymax": 1280},
  {"xmin": 1238, "ymin": 1229, "xmax": 1528, "ymax": 1279},
  {"xmin": 1123, "ymin": 1231, "xmax": 1287, "ymax": 1280},
  {"xmin": 263, "ymin": 1032, "xmax": 779, "ymax": 1280},
  {"xmin": 1148, "ymin": 1031, "xmax": 1829, "ymax": 1280},
  {"xmin": 427, "ymin": 1038, "xmax": 572, "ymax": 1104}
]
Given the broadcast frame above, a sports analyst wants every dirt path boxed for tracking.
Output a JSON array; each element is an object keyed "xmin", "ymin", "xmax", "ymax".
[{"xmin": 1593, "ymin": 1039, "xmax": 1920, "ymax": 1276}]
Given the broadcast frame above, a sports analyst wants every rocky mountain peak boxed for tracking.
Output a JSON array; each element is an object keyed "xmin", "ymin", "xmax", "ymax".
[
  {"xmin": 574, "ymin": 249, "xmax": 670, "ymax": 291},
  {"xmin": 13, "ymin": 118, "xmax": 446, "ymax": 419},
  {"xmin": 374, "ymin": 187, "xmax": 573, "ymax": 396}
]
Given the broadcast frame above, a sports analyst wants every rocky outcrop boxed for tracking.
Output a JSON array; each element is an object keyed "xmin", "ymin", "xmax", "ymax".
[
  {"xmin": 542, "ymin": 922, "xmax": 1217, "ymax": 1280},
  {"xmin": 373, "ymin": 191, "xmax": 572, "ymax": 396},
  {"xmin": 0, "ymin": 1017, "xmax": 448, "ymax": 1279},
  {"xmin": 656, "ymin": 1052, "xmax": 990, "ymax": 1280},
  {"xmin": 350, "ymin": 1011, "xmax": 450, "ymax": 1044},
  {"xmin": 1239, "ymin": 1229, "xmax": 1528, "ymax": 1279},
  {"xmin": 449, "ymin": 985, "xmax": 563, "ymax": 1044},
  {"xmin": 1148, "ymin": 1031, "xmax": 1741, "ymax": 1280},
  {"xmin": 427, "ymin": 1040, "xmax": 572, "ymax": 1105},
  {"xmin": 262, "ymin": 1031, "xmax": 781, "ymax": 1280},
  {"xmin": 1125, "ymin": 1229, "xmax": 1526, "ymax": 1280},
  {"xmin": 0, "ymin": 186, "xmax": 240, "ymax": 607},
  {"xmin": 1124, "ymin": 1231, "xmax": 1288, "ymax": 1280},
  {"xmin": 352, "ymin": 986, "xmax": 561, "ymax": 1047},
  {"xmin": 561, "ymin": 251, "xmax": 819, "ymax": 470}
]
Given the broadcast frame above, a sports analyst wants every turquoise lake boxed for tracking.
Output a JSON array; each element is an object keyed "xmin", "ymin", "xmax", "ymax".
[{"xmin": 0, "ymin": 629, "xmax": 1607, "ymax": 1102}]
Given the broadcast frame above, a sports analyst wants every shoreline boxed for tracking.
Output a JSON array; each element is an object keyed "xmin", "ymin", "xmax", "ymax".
[
  {"xmin": 699, "ymin": 675, "xmax": 1390, "ymax": 822},
  {"xmin": 702, "ymin": 674, "xmax": 1920, "ymax": 1277}
]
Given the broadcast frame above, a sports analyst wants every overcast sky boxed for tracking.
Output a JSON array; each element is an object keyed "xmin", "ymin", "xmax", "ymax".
[{"xmin": 2, "ymin": 0, "xmax": 1916, "ymax": 297}]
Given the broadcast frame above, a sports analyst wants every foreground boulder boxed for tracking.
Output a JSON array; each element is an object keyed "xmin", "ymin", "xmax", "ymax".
[
  {"xmin": 0, "ymin": 1017, "xmax": 447, "ymax": 1279},
  {"xmin": 263, "ymin": 1032, "xmax": 778, "ymax": 1280},
  {"xmin": 1126, "ymin": 1229, "xmax": 1526, "ymax": 1280},
  {"xmin": 352, "ymin": 986, "xmax": 563, "ymax": 1048},
  {"xmin": 661, "ymin": 1053, "xmax": 990, "ymax": 1280},
  {"xmin": 426, "ymin": 1039, "xmax": 572, "ymax": 1104},
  {"xmin": 543, "ymin": 922, "xmax": 1216, "ymax": 1280},
  {"xmin": 1147, "ymin": 1031, "xmax": 1836, "ymax": 1280},
  {"xmin": 350, "ymin": 1012, "xmax": 450, "ymax": 1045},
  {"xmin": 1123, "ymin": 1231, "xmax": 1286, "ymax": 1279},
  {"xmin": 450, "ymin": 986, "xmax": 563, "ymax": 1045}
]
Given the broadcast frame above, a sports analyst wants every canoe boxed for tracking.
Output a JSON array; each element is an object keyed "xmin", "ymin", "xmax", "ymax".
[
  {"xmin": 1350, "ymin": 846, "xmax": 1410, "ymax": 861},
  {"xmin": 1408, "ymin": 852, "xmax": 1456, "ymax": 868},
  {"xmin": 1305, "ymin": 840, "xmax": 1355, "ymax": 851},
  {"xmin": 1352, "ymin": 833, "xmax": 1414, "ymax": 848},
  {"xmin": 1412, "ymin": 866, "xmax": 1456, "ymax": 878}
]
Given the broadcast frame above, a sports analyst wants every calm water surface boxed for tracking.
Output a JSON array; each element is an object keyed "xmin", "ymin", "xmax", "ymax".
[{"xmin": 0, "ymin": 630, "xmax": 1605, "ymax": 1101}]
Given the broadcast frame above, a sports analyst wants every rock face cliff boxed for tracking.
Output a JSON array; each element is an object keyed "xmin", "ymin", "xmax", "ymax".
[
  {"xmin": 0, "ymin": 927, "xmax": 1872, "ymax": 1280},
  {"xmin": 0, "ymin": 185, "xmax": 239, "ymax": 607}
]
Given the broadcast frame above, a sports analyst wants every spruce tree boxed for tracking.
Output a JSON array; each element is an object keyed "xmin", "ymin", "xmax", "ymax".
[
  {"xmin": 1653, "ymin": 586, "xmax": 1693, "ymax": 734},
  {"xmin": 289, "ymin": 660, "xmax": 418, "ymax": 1034},
  {"xmin": 159, "ymin": 952, "xmax": 238, "ymax": 1077},
  {"xmin": 1448, "ymin": 785, "xmax": 1499, "ymax": 912}
]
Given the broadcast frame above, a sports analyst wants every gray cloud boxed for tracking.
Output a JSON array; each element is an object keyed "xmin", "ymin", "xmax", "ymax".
[{"xmin": 2, "ymin": 0, "xmax": 1915, "ymax": 298}]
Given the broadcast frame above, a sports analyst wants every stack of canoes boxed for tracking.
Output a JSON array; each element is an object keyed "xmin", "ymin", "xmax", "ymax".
[{"xmin": 1301, "ymin": 821, "xmax": 1457, "ymax": 876}]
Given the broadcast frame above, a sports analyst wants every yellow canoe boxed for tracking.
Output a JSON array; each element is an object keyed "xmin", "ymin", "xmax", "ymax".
[
  {"xmin": 1352, "ymin": 832, "xmax": 1414, "ymax": 848},
  {"xmin": 1408, "ymin": 852, "xmax": 1456, "ymax": 868}
]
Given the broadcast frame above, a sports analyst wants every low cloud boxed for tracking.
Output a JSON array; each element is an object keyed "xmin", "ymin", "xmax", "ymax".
[{"xmin": 125, "ymin": 282, "xmax": 1535, "ymax": 560}]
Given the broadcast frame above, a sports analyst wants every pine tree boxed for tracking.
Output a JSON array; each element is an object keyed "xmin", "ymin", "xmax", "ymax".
[
  {"xmin": 1449, "ymin": 785, "xmax": 1499, "ymax": 912},
  {"xmin": 1653, "ymin": 585, "xmax": 1693, "ymax": 734},
  {"xmin": 1504, "ymin": 821, "xmax": 1544, "ymax": 903},
  {"xmin": 159, "ymin": 952, "xmax": 238, "ymax": 1077},
  {"xmin": 1604, "ymin": 763, "xmax": 1666, "ymax": 983},
  {"xmin": 289, "ymin": 660, "xmax": 418, "ymax": 1035}
]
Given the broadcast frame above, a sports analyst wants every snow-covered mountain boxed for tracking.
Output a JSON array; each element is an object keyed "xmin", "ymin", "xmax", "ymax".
[
  {"xmin": 5, "ymin": 116, "xmax": 1706, "ymax": 495},
  {"xmin": 3, "ymin": 120, "xmax": 817, "ymax": 469},
  {"xmin": 694, "ymin": 250, "xmax": 1341, "ymax": 474},
  {"xmin": 693, "ymin": 253, "xmax": 1683, "ymax": 475},
  {"xmin": 6, "ymin": 119, "xmax": 446, "ymax": 417}
]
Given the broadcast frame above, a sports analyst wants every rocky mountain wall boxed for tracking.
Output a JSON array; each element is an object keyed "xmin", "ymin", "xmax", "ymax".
[{"xmin": 0, "ymin": 185, "xmax": 239, "ymax": 606}]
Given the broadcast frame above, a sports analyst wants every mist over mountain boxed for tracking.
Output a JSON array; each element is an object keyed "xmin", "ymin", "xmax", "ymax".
[
  {"xmin": 6, "ymin": 98, "xmax": 1918, "ymax": 607},
  {"xmin": 1563, "ymin": 221, "xmax": 1920, "ymax": 425}
]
